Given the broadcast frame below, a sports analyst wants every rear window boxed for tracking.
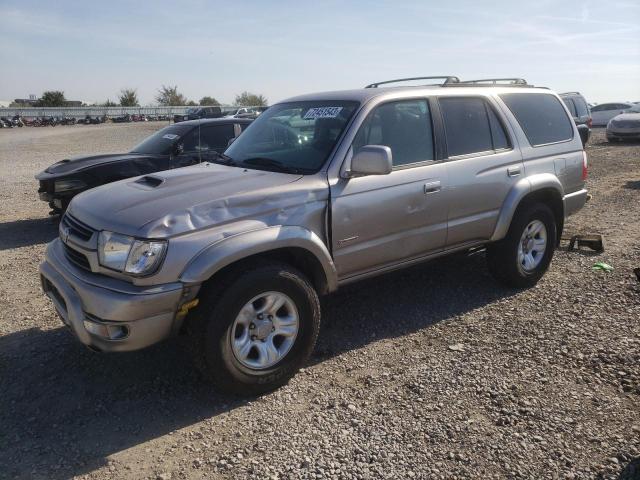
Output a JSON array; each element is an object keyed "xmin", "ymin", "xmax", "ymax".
[
  {"xmin": 500, "ymin": 93, "xmax": 574, "ymax": 146},
  {"xmin": 439, "ymin": 97, "xmax": 511, "ymax": 156}
]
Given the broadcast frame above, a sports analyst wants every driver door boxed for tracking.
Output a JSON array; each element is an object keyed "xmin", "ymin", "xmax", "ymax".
[{"xmin": 330, "ymin": 99, "xmax": 448, "ymax": 278}]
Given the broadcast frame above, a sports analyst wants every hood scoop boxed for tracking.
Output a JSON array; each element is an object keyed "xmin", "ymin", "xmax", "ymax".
[{"xmin": 133, "ymin": 175, "xmax": 164, "ymax": 189}]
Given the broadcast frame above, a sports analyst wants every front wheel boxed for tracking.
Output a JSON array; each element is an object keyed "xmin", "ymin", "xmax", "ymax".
[
  {"xmin": 189, "ymin": 261, "xmax": 321, "ymax": 395},
  {"xmin": 487, "ymin": 203, "xmax": 556, "ymax": 288}
]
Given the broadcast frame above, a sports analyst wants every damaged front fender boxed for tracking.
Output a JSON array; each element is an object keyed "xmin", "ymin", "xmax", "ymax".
[{"xmin": 179, "ymin": 226, "xmax": 338, "ymax": 293}]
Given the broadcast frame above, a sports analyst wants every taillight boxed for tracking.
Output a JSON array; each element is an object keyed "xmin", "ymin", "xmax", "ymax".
[
  {"xmin": 582, "ymin": 151, "xmax": 588, "ymax": 181},
  {"xmin": 587, "ymin": 118, "xmax": 592, "ymax": 128}
]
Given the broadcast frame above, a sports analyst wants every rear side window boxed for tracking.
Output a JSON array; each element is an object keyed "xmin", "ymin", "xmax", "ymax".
[
  {"xmin": 562, "ymin": 98, "xmax": 577, "ymax": 116},
  {"xmin": 439, "ymin": 97, "xmax": 510, "ymax": 156},
  {"xmin": 500, "ymin": 93, "xmax": 574, "ymax": 146},
  {"xmin": 352, "ymin": 99, "xmax": 434, "ymax": 167},
  {"xmin": 574, "ymin": 97, "xmax": 589, "ymax": 117}
]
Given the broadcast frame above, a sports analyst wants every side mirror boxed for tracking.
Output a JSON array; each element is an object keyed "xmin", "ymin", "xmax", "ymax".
[
  {"xmin": 348, "ymin": 145, "xmax": 392, "ymax": 177},
  {"xmin": 577, "ymin": 124, "xmax": 589, "ymax": 147}
]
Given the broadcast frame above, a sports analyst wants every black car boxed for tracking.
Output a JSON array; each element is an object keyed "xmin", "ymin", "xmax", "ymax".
[
  {"xmin": 560, "ymin": 92, "xmax": 592, "ymax": 145},
  {"xmin": 173, "ymin": 106, "xmax": 223, "ymax": 123},
  {"xmin": 36, "ymin": 117, "xmax": 252, "ymax": 214}
]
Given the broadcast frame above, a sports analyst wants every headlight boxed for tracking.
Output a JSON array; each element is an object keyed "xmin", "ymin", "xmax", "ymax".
[
  {"xmin": 54, "ymin": 179, "xmax": 87, "ymax": 192},
  {"xmin": 125, "ymin": 240, "xmax": 167, "ymax": 275},
  {"xmin": 98, "ymin": 231, "xmax": 167, "ymax": 276}
]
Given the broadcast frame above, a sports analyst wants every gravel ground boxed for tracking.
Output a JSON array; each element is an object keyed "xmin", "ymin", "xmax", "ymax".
[{"xmin": 0, "ymin": 124, "xmax": 638, "ymax": 480}]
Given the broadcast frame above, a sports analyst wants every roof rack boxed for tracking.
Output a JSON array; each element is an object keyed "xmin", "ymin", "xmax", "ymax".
[
  {"xmin": 365, "ymin": 76, "xmax": 460, "ymax": 88},
  {"xmin": 559, "ymin": 91, "xmax": 581, "ymax": 96},
  {"xmin": 459, "ymin": 78, "xmax": 528, "ymax": 85}
]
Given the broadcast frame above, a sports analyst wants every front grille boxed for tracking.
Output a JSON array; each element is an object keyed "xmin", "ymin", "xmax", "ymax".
[
  {"xmin": 38, "ymin": 180, "xmax": 53, "ymax": 194},
  {"xmin": 63, "ymin": 242, "xmax": 92, "ymax": 271},
  {"xmin": 62, "ymin": 214, "xmax": 95, "ymax": 242}
]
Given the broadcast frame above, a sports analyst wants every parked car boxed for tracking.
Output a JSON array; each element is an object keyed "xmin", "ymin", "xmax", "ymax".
[
  {"xmin": 39, "ymin": 77, "xmax": 588, "ymax": 395},
  {"xmin": 36, "ymin": 118, "xmax": 252, "ymax": 213},
  {"xmin": 173, "ymin": 106, "xmax": 223, "ymax": 123},
  {"xmin": 590, "ymin": 102, "xmax": 635, "ymax": 126},
  {"xmin": 560, "ymin": 92, "xmax": 591, "ymax": 145},
  {"xmin": 606, "ymin": 104, "xmax": 640, "ymax": 142}
]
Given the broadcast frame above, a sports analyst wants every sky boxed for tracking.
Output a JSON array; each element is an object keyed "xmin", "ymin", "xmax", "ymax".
[{"xmin": 0, "ymin": 0, "xmax": 639, "ymax": 105}]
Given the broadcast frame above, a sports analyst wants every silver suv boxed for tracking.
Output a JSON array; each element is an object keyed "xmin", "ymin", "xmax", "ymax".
[{"xmin": 40, "ymin": 76, "xmax": 588, "ymax": 394}]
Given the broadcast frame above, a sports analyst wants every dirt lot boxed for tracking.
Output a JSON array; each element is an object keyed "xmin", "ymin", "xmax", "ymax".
[{"xmin": 0, "ymin": 124, "xmax": 638, "ymax": 480}]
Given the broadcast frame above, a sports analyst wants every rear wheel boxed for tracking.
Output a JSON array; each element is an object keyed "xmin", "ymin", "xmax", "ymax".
[
  {"xmin": 487, "ymin": 203, "xmax": 556, "ymax": 288},
  {"xmin": 189, "ymin": 261, "xmax": 321, "ymax": 395}
]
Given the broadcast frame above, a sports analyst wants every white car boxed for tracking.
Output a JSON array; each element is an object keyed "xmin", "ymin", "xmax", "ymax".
[{"xmin": 590, "ymin": 102, "xmax": 635, "ymax": 126}]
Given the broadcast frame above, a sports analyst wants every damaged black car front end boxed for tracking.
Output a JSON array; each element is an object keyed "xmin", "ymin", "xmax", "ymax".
[{"xmin": 35, "ymin": 118, "xmax": 252, "ymax": 214}]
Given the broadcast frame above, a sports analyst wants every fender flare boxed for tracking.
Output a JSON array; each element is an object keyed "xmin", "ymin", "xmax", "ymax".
[
  {"xmin": 179, "ymin": 225, "xmax": 338, "ymax": 292},
  {"xmin": 490, "ymin": 173, "xmax": 565, "ymax": 241}
]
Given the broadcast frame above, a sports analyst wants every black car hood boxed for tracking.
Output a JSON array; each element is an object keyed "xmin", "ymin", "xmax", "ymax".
[{"xmin": 36, "ymin": 153, "xmax": 158, "ymax": 179}]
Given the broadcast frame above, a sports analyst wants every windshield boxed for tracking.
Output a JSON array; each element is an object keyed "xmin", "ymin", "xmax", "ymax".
[
  {"xmin": 185, "ymin": 108, "xmax": 199, "ymax": 115},
  {"xmin": 225, "ymin": 101, "xmax": 359, "ymax": 173},
  {"xmin": 130, "ymin": 124, "xmax": 193, "ymax": 155}
]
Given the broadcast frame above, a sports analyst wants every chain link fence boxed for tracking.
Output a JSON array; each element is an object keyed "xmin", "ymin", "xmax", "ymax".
[{"xmin": 0, "ymin": 105, "xmax": 264, "ymax": 118}]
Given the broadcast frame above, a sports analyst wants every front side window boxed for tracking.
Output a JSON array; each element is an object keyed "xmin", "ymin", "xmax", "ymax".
[
  {"xmin": 591, "ymin": 103, "xmax": 615, "ymax": 112},
  {"xmin": 199, "ymin": 124, "xmax": 235, "ymax": 152},
  {"xmin": 352, "ymin": 99, "xmax": 434, "ymax": 166},
  {"xmin": 225, "ymin": 101, "xmax": 359, "ymax": 174},
  {"xmin": 500, "ymin": 93, "xmax": 574, "ymax": 146}
]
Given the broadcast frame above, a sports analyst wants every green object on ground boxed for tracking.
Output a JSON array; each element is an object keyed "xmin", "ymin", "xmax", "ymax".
[{"xmin": 592, "ymin": 262, "xmax": 614, "ymax": 272}]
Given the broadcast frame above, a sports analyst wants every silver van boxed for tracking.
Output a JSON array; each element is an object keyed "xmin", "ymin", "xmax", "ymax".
[{"xmin": 40, "ymin": 76, "xmax": 588, "ymax": 394}]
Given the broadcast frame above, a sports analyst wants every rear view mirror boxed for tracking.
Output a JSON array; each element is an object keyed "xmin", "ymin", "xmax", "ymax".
[
  {"xmin": 577, "ymin": 124, "xmax": 589, "ymax": 147},
  {"xmin": 227, "ymin": 137, "xmax": 236, "ymax": 147},
  {"xmin": 347, "ymin": 145, "xmax": 392, "ymax": 177}
]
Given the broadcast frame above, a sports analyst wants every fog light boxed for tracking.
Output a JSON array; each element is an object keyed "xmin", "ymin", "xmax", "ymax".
[{"xmin": 83, "ymin": 320, "xmax": 128, "ymax": 340}]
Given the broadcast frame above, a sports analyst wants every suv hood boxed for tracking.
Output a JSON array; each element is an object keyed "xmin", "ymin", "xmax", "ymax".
[
  {"xmin": 36, "ymin": 153, "xmax": 154, "ymax": 178},
  {"xmin": 68, "ymin": 163, "xmax": 306, "ymax": 238}
]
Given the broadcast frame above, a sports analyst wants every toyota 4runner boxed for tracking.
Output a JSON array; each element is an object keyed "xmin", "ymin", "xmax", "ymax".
[{"xmin": 40, "ymin": 76, "xmax": 588, "ymax": 394}]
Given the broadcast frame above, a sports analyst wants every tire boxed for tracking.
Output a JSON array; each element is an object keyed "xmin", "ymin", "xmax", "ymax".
[
  {"xmin": 188, "ymin": 261, "xmax": 321, "ymax": 395},
  {"xmin": 487, "ymin": 202, "xmax": 556, "ymax": 288}
]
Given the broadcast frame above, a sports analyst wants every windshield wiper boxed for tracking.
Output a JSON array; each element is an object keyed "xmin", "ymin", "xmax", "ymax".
[
  {"xmin": 240, "ymin": 157, "xmax": 304, "ymax": 174},
  {"xmin": 209, "ymin": 151, "xmax": 237, "ymax": 166}
]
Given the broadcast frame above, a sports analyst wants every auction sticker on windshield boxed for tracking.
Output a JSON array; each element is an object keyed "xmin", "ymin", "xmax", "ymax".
[
  {"xmin": 303, "ymin": 107, "xmax": 343, "ymax": 119},
  {"xmin": 163, "ymin": 134, "xmax": 179, "ymax": 140}
]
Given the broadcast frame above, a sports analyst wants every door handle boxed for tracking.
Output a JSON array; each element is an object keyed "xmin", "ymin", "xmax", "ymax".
[
  {"xmin": 424, "ymin": 181, "xmax": 441, "ymax": 194},
  {"xmin": 507, "ymin": 167, "xmax": 521, "ymax": 177}
]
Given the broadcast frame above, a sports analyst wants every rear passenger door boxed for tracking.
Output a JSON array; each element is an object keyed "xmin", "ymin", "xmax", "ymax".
[
  {"xmin": 438, "ymin": 96, "xmax": 523, "ymax": 247},
  {"xmin": 330, "ymin": 98, "xmax": 448, "ymax": 278}
]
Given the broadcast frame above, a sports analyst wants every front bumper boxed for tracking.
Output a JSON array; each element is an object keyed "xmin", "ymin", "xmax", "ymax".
[
  {"xmin": 607, "ymin": 127, "xmax": 640, "ymax": 139},
  {"xmin": 40, "ymin": 239, "xmax": 187, "ymax": 352}
]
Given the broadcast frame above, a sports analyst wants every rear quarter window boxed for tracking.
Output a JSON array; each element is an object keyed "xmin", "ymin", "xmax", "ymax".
[{"xmin": 500, "ymin": 93, "xmax": 574, "ymax": 146}]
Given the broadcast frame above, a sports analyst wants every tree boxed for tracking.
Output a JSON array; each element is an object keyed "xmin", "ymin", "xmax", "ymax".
[
  {"xmin": 199, "ymin": 96, "xmax": 220, "ymax": 106},
  {"xmin": 102, "ymin": 99, "xmax": 117, "ymax": 107},
  {"xmin": 234, "ymin": 91, "xmax": 267, "ymax": 107},
  {"xmin": 36, "ymin": 91, "xmax": 67, "ymax": 107},
  {"xmin": 118, "ymin": 88, "xmax": 139, "ymax": 107},
  {"xmin": 186, "ymin": 100, "xmax": 197, "ymax": 106},
  {"xmin": 155, "ymin": 85, "xmax": 188, "ymax": 106}
]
